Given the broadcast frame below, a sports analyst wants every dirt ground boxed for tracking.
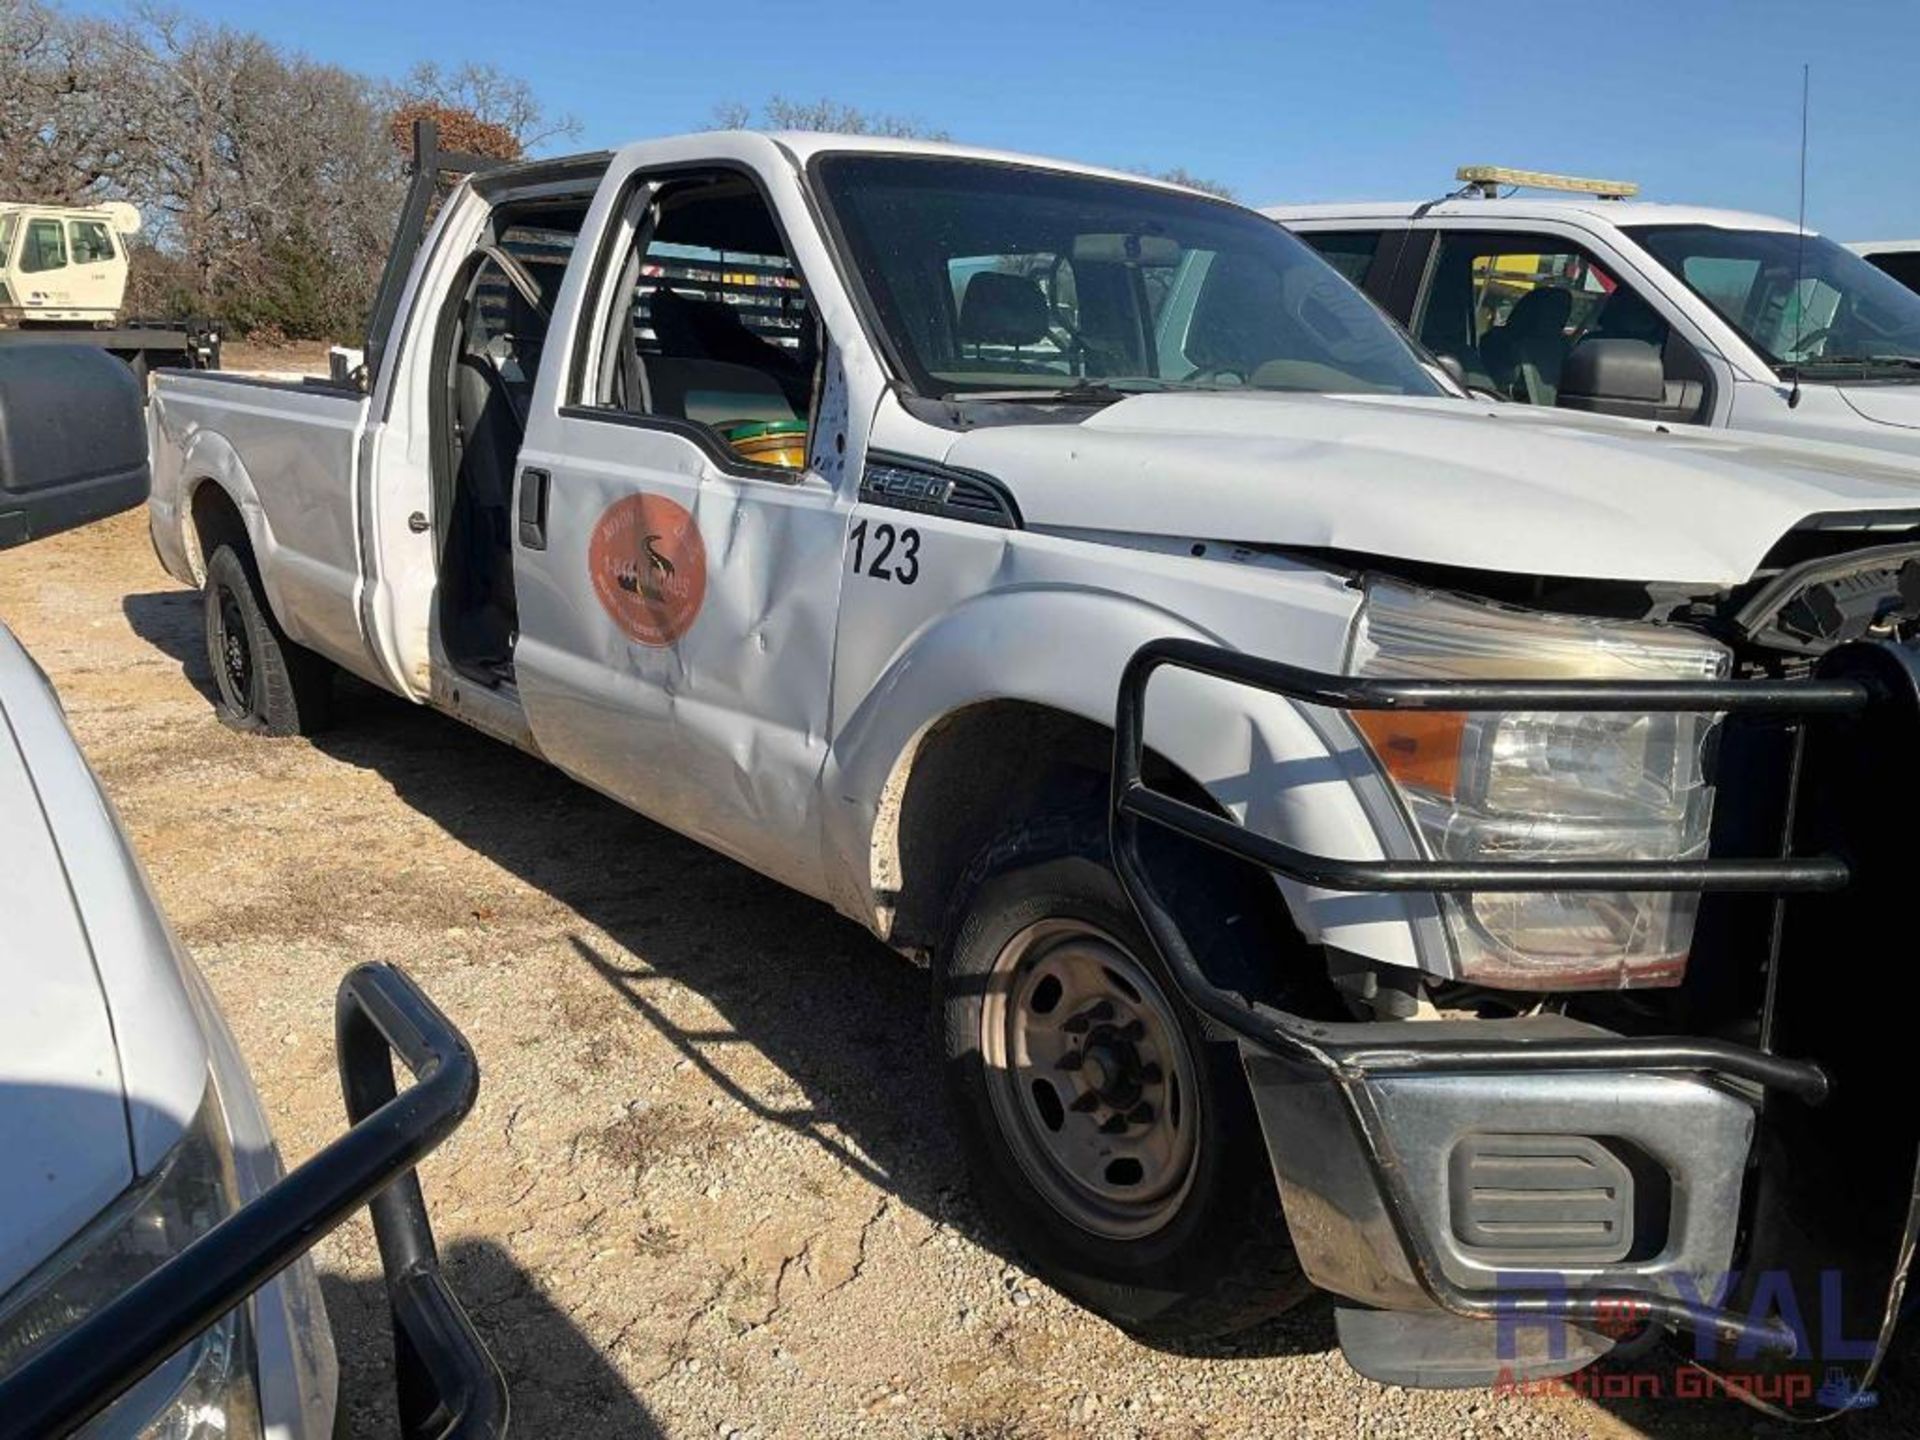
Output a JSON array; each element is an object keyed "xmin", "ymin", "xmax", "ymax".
[{"xmin": 5, "ymin": 509, "xmax": 1904, "ymax": 1439}]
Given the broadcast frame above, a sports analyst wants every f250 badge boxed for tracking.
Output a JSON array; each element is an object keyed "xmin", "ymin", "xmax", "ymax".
[{"xmin": 587, "ymin": 493, "xmax": 708, "ymax": 646}]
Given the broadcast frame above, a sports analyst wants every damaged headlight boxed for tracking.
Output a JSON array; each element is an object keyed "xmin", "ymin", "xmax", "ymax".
[
  {"xmin": 0, "ymin": 1082, "xmax": 262, "ymax": 1438},
  {"xmin": 1346, "ymin": 579, "xmax": 1729, "ymax": 990}
]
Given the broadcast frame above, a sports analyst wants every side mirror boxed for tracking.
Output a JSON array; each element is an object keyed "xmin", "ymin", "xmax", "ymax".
[
  {"xmin": 1557, "ymin": 338, "xmax": 1667, "ymax": 419},
  {"xmin": 1433, "ymin": 353, "xmax": 1469, "ymax": 389},
  {"xmin": 0, "ymin": 345, "xmax": 149, "ymax": 550}
]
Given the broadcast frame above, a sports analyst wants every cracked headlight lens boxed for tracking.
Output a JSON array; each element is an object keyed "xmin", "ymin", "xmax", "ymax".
[
  {"xmin": 1347, "ymin": 579, "xmax": 1729, "ymax": 990},
  {"xmin": 0, "ymin": 1082, "xmax": 262, "ymax": 1438}
]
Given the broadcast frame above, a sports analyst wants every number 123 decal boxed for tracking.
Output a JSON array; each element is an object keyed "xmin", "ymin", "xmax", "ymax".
[{"xmin": 848, "ymin": 519, "xmax": 920, "ymax": 585}]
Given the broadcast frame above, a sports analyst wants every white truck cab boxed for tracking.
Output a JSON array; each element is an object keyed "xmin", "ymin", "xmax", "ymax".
[
  {"xmin": 145, "ymin": 129, "xmax": 1920, "ymax": 1408},
  {"xmin": 1269, "ymin": 167, "xmax": 1920, "ymax": 457},
  {"xmin": 0, "ymin": 201, "xmax": 139, "ymax": 326}
]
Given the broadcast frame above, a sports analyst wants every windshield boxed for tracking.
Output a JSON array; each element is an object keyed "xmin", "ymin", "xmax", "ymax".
[
  {"xmin": 814, "ymin": 155, "xmax": 1443, "ymax": 401},
  {"xmin": 1629, "ymin": 225, "xmax": 1920, "ymax": 378}
]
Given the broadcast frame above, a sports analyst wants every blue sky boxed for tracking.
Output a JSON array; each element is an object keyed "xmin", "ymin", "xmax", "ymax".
[{"xmin": 94, "ymin": 0, "xmax": 1920, "ymax": 238}]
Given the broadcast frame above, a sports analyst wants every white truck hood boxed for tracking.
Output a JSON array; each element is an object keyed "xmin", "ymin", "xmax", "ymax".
[
  {"xmin": 938, "ymin": 391, "xmax": 1920, "ymax": 586},
  {"xmin": 1838, "ymin": 382, "xmax": 1920, "ymax": 432},
  {"xmin": 0, "ymin": 628, "xmax": 206, "ymax": 1298}
]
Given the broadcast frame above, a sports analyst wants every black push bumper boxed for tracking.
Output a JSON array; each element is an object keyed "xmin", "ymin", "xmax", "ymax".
[
  {"xmin": 1112, "ymin": 636, "xmax": 1920, "ymax": 1413},
  {"xmin": 0, "ymin": 964, "xmax": 506, "ymax": 1440}
]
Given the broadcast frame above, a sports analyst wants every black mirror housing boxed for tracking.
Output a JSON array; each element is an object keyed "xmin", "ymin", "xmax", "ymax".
[
  {"xmin": 0, "ymin": 345, "xmax": 149, "ymax": 550},
  {"xmin": 1557, "ymin": 338, "xmax": 1668, "ymax": 419}
]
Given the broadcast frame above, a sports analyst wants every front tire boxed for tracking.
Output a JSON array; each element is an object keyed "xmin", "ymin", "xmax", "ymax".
[
  {"xmin": 939, "ymin": 806, "xmax": 1310, "ymax": 1343},
  {"xmin": 203, "ymin": 543, "xmax": 333, "ymax": 736}
]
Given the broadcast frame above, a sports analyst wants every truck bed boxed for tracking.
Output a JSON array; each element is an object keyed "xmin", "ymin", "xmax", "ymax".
[{"xmin": 147, "ymin": 369, "xmax": 376, "ymax": 682}]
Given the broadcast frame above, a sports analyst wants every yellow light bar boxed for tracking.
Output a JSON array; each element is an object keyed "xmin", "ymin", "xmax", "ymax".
[{"xmin": 1456, "ymin": 165, "xmax": 1640, "ymax": 200}]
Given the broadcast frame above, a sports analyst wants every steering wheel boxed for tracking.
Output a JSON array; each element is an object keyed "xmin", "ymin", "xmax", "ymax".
[{"xmin": 1184, "ymin": 363, "xmax": 1247, "ymax": 386}]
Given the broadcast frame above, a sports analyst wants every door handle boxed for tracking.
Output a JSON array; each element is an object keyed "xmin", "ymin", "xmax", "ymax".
[{"xmin": 517, "ymin": 468, "xmax": 550, "ymax": 550}]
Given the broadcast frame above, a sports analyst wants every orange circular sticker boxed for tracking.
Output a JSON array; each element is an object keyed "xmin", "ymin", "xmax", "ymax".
[{"xmin": 586, "ymin": 493, "xmax": 708, "ymax": 647}]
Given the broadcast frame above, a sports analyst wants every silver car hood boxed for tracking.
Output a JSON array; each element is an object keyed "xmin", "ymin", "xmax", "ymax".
[
  {"xmin": 0, "ymin": 628, "xmax": 205, "ymax": 1297},
  {"xmin": 939, "ymin": 391, "xmax": 1920, "ymax": 585}
]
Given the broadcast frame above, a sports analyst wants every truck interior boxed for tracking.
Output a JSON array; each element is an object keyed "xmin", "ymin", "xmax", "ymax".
[
  {"xmin": 586, "ymin": 171, "xmax": 818, "ymax": 468},
  {"xmin": 430, "ymin": 200, "xmax": 588, "ymax": 685},
  {"xmin": 431, "ymin": 173, "xmax": 819, "ymax": 686},
  {"xmin": 1411, "ymin": 232, "xmax": 1712, "ymax": 421}
]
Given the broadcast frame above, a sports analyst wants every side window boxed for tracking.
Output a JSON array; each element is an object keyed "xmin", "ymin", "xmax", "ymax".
[
  {"xmin": 20, "ymin": 218, "xmax": 67, "ymax": 274},
  {"xmin": 1414, "ymin": 231, "xmax": 1668, "ymax": 405},
  {"xmin": 1300, "ymin": 230, "xmax": 1384, "ymax": 287},
  {"xmin": 588, "ymin": 175, "xmax": 815, "ymax": 471},
  {"xmin": 68, "ymin": 220, "xmax": 115, "ymax": 264}
]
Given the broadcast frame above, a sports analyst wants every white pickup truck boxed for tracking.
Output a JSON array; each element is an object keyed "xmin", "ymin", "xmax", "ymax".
[
  {"xmin": 1270, "ymin": 168, "xmax": 1920, "ymax": 458},
  {"xmin": 147, "ymin": 130, "xmax": 1920, "ymax": 1407}
]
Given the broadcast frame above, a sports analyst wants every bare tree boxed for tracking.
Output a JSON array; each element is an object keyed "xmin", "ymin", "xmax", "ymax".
[
  {"xmin": 1138, "ymin": 165, "xmax": 1236, "ymax": 200},
  {"xmin": 712, "ymin": 95, "xmax": 949, "ymax": 141},
  {"xmin": 397, "ymin": 61, "xmax": 580, "ymax": 154},
  {"xmin": 4, "ymin": 3, "xmax": 577, "ymax": 340},
  {"xmin": 0, "ymin": 0, "xmax": 137, "ymax": 204}
]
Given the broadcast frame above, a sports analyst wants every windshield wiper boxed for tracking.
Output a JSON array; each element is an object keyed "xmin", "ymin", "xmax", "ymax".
[
  {"xmin": 1788, "ymin": 354, "xmax": 1920, "ymax": 373},
  {"xmin": 942, "ymin": 380, "xmax": 1161, "ymax": 404}
]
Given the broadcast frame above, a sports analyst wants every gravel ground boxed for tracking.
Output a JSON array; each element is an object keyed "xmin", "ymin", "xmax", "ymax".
[{"xmin": 5, "ymin": 509, "xmax": 1907, "ymax": 1439}]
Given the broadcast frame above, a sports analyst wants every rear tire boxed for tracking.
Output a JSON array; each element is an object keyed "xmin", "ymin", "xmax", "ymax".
[
  {"xmin": 203, "ymin": 543, "xmax": 333, "ymax": 736},
  {"xmin": 938, "ymin": 804, "xmax": 1311, "ymax": 1343}
]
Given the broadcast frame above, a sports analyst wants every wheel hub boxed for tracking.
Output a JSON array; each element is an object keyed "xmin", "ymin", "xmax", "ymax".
[
  {"xmin": 214, "ymin": 585, "xmax": 253, "ymax": 707},
  {"xmin": 979, "ymin": 919, "xmax": 1202, "ymax": 1240}
]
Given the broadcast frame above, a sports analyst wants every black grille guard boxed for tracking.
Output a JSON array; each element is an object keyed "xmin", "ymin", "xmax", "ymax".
[
  {"xmin": 0, "ymin": 964, "xmax": 507, "ymax": 1440},
  {"xmin": 1109, "ymin": 635, "xmax": 1920, "ymax": 1371}
]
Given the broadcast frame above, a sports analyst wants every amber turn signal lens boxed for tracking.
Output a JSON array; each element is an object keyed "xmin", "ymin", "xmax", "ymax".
[{"xmin": 1351, "ymin": 710, "xmax": 1467, "ymax": 799}]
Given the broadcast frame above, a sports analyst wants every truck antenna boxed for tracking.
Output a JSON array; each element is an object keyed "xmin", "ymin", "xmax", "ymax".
[{"xmin": 1787, "ymin": 63, "xmax": 1810, "ymax": 409}]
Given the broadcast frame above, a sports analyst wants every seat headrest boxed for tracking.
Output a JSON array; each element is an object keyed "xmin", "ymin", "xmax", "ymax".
[
  {"xmin": 958, "ymin": 271, "xmax": 1050, "ymax": 347},
  {"xmin": 1593, "ymin": 288, "xmax": 1665, "ymax": 343},
  {"xmin": 1503, "ymin": 286, "xmax": 1573, "ymax": 339}
]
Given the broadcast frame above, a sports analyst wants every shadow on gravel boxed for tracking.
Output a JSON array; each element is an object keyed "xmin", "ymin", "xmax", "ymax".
[
  {"xmin": 122, "ymin": 588, "xmax": 217, "ymax": 702},
  {"xmin": 118, "ymin": 587, "xmax": 1334, "ymax": 1361},
  {"xmin": 323, "ymin": 1238, "xmax": 663, "ymax": 1438}
]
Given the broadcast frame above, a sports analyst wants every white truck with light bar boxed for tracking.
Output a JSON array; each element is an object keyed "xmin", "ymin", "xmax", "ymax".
[
  {"xmin": 1270, "ymin": 165, "xmax": 1920, "ymax": 460},
  {"xmin": 144, "ymin": 128, "xmax": 1920, "ymax": 1409}
]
